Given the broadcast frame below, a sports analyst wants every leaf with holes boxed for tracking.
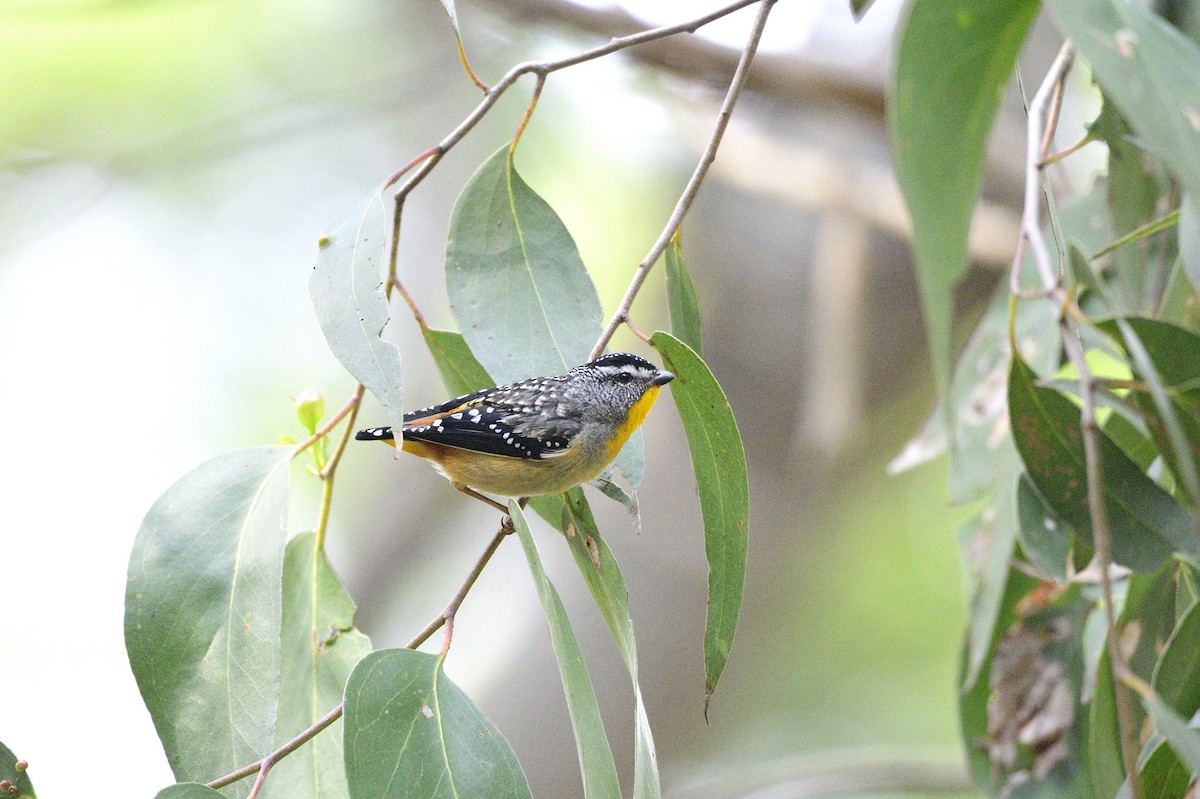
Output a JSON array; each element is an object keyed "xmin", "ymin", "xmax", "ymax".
[
  {"xmin": 126, "ymin": 447, "xmax": 291, "ymax": 795},
  {"xmin": 890, "ymin": 0, "xmax": 1038, "ymax": 393},
  {"xmin": 650, "ymin": 332, "xmax": 748, "ymax": 709},
  {"xmin": 311, "ymin": 191, "xmax": 405, "ymax": 435},
  {"xmin": 343, "ymin": 649, "xmax": 531, "ymax": 799}
]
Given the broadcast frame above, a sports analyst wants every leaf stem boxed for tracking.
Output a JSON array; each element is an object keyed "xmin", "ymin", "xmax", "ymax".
[
  {"xmin": 292, "ymin": 388, "xmax": 364, "ymax": 459},
  {"xmin": 590, "ymin": 0, "xmax": 777, "ymax": 359},
  {"xmin": 1012, "ymin": 41, "xmax": 1143, "ymax": 799},
  {"xmin": 510, "ymin": 74, "xmax": 546, "ymax": 158}
]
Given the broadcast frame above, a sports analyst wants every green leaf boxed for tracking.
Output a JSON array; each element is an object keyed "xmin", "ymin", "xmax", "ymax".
[
  {"xmin": 0, "ymin": 740, "xmax": 36, "ymax": 799},
  {"xmin": 1049, "ymin": 0, "xmax": 1200, "ymax": 203},
  {"xmin": 1090, "ymin": 650, "xmax": 1125, "ymax": 798},
  {"xmin": 1153, "ymin": 600, "xmax": 1200, "ymax": 719},
  {"xmin": 849, "ymin": 0, "xmax": 877, "ymax": 20},
  {"xmin": 263, "ymin": 533, "xmax": 372, "ymax": 799},
  {"xmin": 649, "ymin": 332, "xmax": 748, "ymax": 708},
  {"xmin": 1128, "ymin": 739, "xmax": 1193, "ymax": 799},
  {"xmin": 890, "ymin": 0, "xmax": 1038, "ymax": 393},
  {"xmin": 557, "ymin": 489, "xmax": 660, "ymax": 799},
  {"xmin": 156, "ymin": 786, "xmax": 227, "ymax": 799},
  {"xmin": 421, "ymin": 327, "xmax": 494, "ymax": 397},
  {"xmin": 445, "ymin": 147, "xmax": 602, "ymax": 384},
  {"xmin": 1008, "ymin": 351, "xmax": 1198, "ymax": 572},
  {"xmin": 508, "ymin": 500, "xmax": 621, "ymax": 799},
  {"xmin": 343, "ymin": 649, "xmax": 531, "ymax": 799},
  {"xmin": 311, "ymin": 191, "xmax": 405, "ymax": 435},
  {"xmin": 1181, "ymin": 195, "xmax": 1200, "ymax": 299},
  {"xmin": 1161, "ymin": 254, "xmax": 1198, "ymax": 328},
  {"xmin": 961, "ymin": 478, "xmax": 1019, "ymax": 691},
  {"xmin": 664, "ymin": 235, "xmax": 702, "ymax": 356},
  {"xmin": 1143, "ymin": 694, "xmax": 1200, "ymax": 776},
  {"xmin": 445, "ymin": 147, "xmax": 643, "ymax": 494},
  {"xmin": 126, "ymin": 446, "xmax": 291, "ymax": 793},
  {"xmin": 1016, "ymin": 473, "xmax": 1072, "ymax": 581}
]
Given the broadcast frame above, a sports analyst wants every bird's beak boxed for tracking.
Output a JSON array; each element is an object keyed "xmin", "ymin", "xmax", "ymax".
[{"xmin": 653, "ymin": 370, "xmax": 676, "ymax": 386}]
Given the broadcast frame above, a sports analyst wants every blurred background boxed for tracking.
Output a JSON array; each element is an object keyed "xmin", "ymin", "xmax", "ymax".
[{"xmin": 1, "ymin": 0, "xmax": 1077, "ymax": 796}]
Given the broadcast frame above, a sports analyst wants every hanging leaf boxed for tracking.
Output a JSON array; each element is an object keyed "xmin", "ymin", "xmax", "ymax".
[
  {"xmin": 1143, "ymin": 694, "xmax": 1200, "ymax": 776},
  {"xmin": 155, "ymin": 786, "xmax": 226, "ymax": 799},
  {"xmin": 126, "ymin": 447, "xmax": 291, "ymax": 794},
  {"xmin": 1153, "ymin": 600, "xmax": 1200, "ymax": 719},
  {"xmin": 311, "ymin": 191, "xmax": 405, "ymax": 436},
  {"xmin": 650, "ymin": 333, "xmax": 748, "ymax": 709},
  {"xmin": 0, "ymin": 740, "xmax": 35, "ymax": 799},
  {"xmin": 1016, "ymin": 473, "xmax": 1072, "ymax": 581},
  {"xmin": 890, "ymin": 0, "xmax": 1038, "ymax": 394},
  {"xmin": 1008, "ymin": 352, "xmax": 1198, "ymax": 572},
  {"xmin": 508, "ymin": 501, "xmax": 621, "ymax": 799},
  {"xmin": 961, "ymin": 478, "xmax": 1019, "ymax": 692},
  {"xmin": 343, "ymin": 649, "xmax": 531, "ymax": 799},
  {"xmin": 664, "ymin": 234, "xmax": 703, "ymax": 356},
  {"xmin": 421, "ymin": 327, "xmax": 494, "ymax": 398},
  {"xmin": 264, "ymin": 533, "xmax": 372, "ymax": 799}
]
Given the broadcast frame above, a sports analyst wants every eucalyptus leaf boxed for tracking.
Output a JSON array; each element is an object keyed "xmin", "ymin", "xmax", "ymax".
[
  {"xmin": 1016, "ymin": 473, "xmax": 1071, "ymax": 581},
  {"xmin": 961, "ymin": 478, "xmax": 1019, "ymax": 692},
  {"xmin": 664, "ymin": 234, "xmax": 703, "ymax": 356},
  {"xmin": 0, "ymin": 740, "xmax": 35, "ymax": 799},
  {"xmin": 650, "ymin": 333, "xmax": 748, "ymax": 709},
  {"xmin": 1143, "ymin": 694, "xmax": 1200, "ymax": 776},
  {"xmin": 508, "ymin": 500, "xmax": 621, "ymax": 799},
  {"xmin": 311, "ymin": 191, "xmax": 405, "ymax": 436},
  {"xmin": 264, "ymin": 534, "xmax": 372, "ymax": 799},
  {"xmin": 126, "ymin": 446, "xmax": 291, "ymax": 795},
  {"xmin": 421, "ymin": 327, "xmax": 493, "ymax": 398},
  {"xmin": 1153, "ymin": 600, "xmax": 1200, "ymax": 719},
  {"xmin": 343, "ymin": 649, "xmax": 531, "ymax": 799},
  {"xmin": 155, "ymin": 786, "xmax": 226, "ymax": 799},
  {"xmin": 890, "ymin": 0, "xmax": 1038, "ymax": 393}
]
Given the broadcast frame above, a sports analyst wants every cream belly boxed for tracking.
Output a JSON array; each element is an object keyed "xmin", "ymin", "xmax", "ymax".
[{"xmin": 402, "ymin": 438, "xmax": 613, "ymax": 497}]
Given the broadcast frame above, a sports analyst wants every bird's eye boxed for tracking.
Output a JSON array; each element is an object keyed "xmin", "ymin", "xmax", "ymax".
[{"xmin": 614, "ymin": 372, "xmax": 634, "ymax": 384}]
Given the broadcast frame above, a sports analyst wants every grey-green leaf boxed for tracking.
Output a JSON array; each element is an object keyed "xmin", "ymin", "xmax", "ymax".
[
  {"xmin": 508, "ymin": 500, "xmax": 621, "ymax": 799},
  {"xmin": 126, "ymin": 446, "xmax": 291, "ymax": 795},
  {"xmin": 445, "ymin": 147, "xmax": 603, "ymax": 384},
  {"xmin": 664, "ymin": 235, "xmax": 703, "ymax": 356},
  {"xmin": 1153, "ymin": 600, "xmax": 1200, "ymax": 719},
  {"xmin": 559, "ymin": 489, "xmax": 660, "ymax": 798},
  {"xmin": 1143, "ymin": 694, "xmax": 1200, "ymax": 776},
  {"xmin": 311, "ymin": 191, "xmax": 405, "ymax": 435},
  {"xmin": 650, "ymin": 332, "xmax": 748, "ymax": 709},
  {"xmin": 421, "ymin": 327, "xmax": 494, "ymax": 397},
  {"xmin": 264, "ymin": 533, "xmax": 372, "ymax": 799},
  {"xmin": 890, "ymin": 0, "xmax": 1038, "ymax": 393},
  {"xmin": 1016, "ymin": 473, "xmax": 1072, "ymax": 581},
  {"xmin": 1049, "ymin": 0, "xmax": 1200, "ymax": 201},
  {"xmin": 343, "ymin": 649, "xmax": 531, "ymax": 799},
  {"xmin": 961, "ymin": 478, "xmax": 1019, "ymax": 692},
  {"xmin": 156, "ymin": 786, "xmax": 227, "ymax": 799}
]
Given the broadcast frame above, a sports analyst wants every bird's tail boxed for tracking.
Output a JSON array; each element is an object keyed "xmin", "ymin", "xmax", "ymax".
[{"xmin": 355, "ymin": 426, "xmax": 398, "ymax": 447}]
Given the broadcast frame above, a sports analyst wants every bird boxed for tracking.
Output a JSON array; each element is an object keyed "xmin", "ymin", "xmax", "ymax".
[{"xmin": 355, "ymin": 352, "xmax": 675, "ymax": 512}]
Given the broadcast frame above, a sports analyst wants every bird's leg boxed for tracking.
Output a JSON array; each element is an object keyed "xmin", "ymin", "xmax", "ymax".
[{"xmin": 451, "ymin": 482, "xmax": 511, "ymax": 515}]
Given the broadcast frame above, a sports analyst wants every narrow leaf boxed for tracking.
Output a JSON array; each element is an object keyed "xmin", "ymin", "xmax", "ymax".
[
  {"xmin": 890, "ymin": 0, "xmax": 1038, "ymax": 392},
  {"xmin": 0, "ymin": 740, "xmax": 35, "ymax": 799},
  {"xmin": 445, "ymin": 146, "xmax": 643, "ymax": 495},
  {"xmin": 558, "ymin": 489, "xmax": 660, "ymax": 798},
  {"xmin": 1008, "ymin": 352, "xmax": 1199, "ymax": 572},
  {"xmin": 1016, "ymin": 473, "xmax": 1072, "ymax": 581},
  {"xmin": 1181, "ymin": 195, "xmax": 1200, "ymax": 297},
  {"xmin": 650, "ymin": 332, "xmax": 748, "ymax": 708},
  {"xmin": 311, "ymin": 191, "xmax": 405, "ymax": 435},
  {"xmin": 1143, "ymin": 694, "xmax": 1200, "ymax": 776},
  {"xmin": 1090, "ymin": 650, "xmax": 1125, "ymax": 797},
  {"xmin": 664, "ymin": 235, "xmax": 703, "ymax": 356},
  {"xmin": 126, "ymin": 447, "xmax": 291, "ymax": 794},
  {"xmin": 264, "ymin": 533, "xmax": 372, "ymax": 799},
  {"xmin": 1153, "ymin": 600, "xmax": 1200, "ymax": 719},
  {"xmin": 343, "ymin": 649, "xmax": 531, "ymax": 799},
  {"xmin": 1049, "ymin": 0, "xmax": 1200, "ymax": 201},
  {"xmin": 508, "ymin": 500, "xmax": 621, "ymax": 799},
  {"xmin": 1127, "ymin": 739, "xmax": 1192, "ymax": 799},
  {"xmin": 961, "ymin": 479, "xmax": 1018, "ymax": 691}
]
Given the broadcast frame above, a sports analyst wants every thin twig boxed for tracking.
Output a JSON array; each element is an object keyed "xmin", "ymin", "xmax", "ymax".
[
  {"xmin": 292, "ymin": 387, "xmax": 365, "ymax": 458},
  {"xmin": 1012, "ymin": 40, "xmax": 1143, "ymax": 799},
  {"xmin": 205, "ymin": 516, "xmax": 515, "ymax": 792},
  {"xmin": 591, "ymin": 0, "xmax": 778, "ymax": 359}
]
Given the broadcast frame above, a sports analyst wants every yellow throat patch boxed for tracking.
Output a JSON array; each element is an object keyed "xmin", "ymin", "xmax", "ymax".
[{"xmin": 606, "ymin": 385, "xmax": 662, "ymax": 460}]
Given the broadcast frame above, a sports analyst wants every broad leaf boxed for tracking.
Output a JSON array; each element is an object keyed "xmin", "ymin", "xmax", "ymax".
[
  {"xmin": 445, "ymin": 147, "xmax": 643, "ymax": 493},
  {"xmin": 508, "ymin": 501, "xmax": 621, "ymax": 799},
  {"xmin": 1153, "ymin": 600, "xmax": 1200, "ymax": 719},
  {"xmin": 311, "ymin": 191, "xmax": 405, "ymax": 436},
  {"xmin": 126, "ymin": 446, "xmax": 291, "ymax": 795},
  {"xmin": 264, "ymin": 534, "xmax": 372, "ymax": 799},
  {"xmin": 558, "ymin": 489, "xmax": 660, "ymax": 799},
  {"xmin": 890, "ymin": 0, "xmax": 1038, "ymax": 392},
  {"xmin": 650, "ymin": 332, "xmax": 748, "ymax": 708},
  {"xmin": 156, "ymin": 787, "xmax": 226, "ymax": 799},
  {"xmin": 1008, "ymin": 352, "xmax": 1198, "ymax": 572},
  {"xmin": 0, "ymin": 740, "xmax": 35, "ymax": 799},
  {"xmin": 343, "ymin": 649, "xmax": 531, "ymax": 799},
  {"xmin": 1049, "ymin": 0, "xmax": 1200, "ymax": 201},
  {"xmin": 664, "ymin": 234, "xmax": 703, "ymax": 356}
]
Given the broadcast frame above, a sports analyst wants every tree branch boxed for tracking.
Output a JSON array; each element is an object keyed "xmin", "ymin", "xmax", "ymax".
[{"xmin": 1012, "ymin": 40, "xmax": 1143, "ymax": 799}]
